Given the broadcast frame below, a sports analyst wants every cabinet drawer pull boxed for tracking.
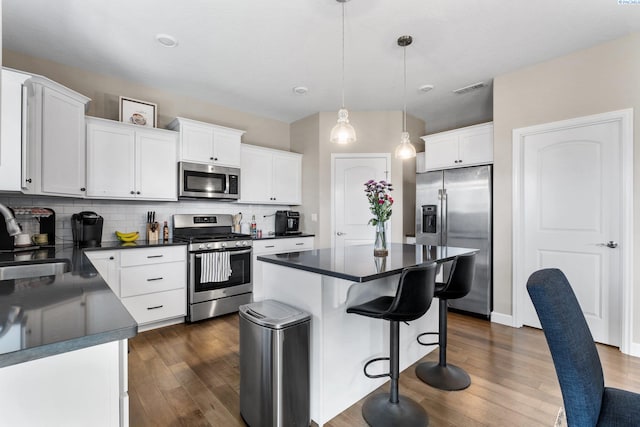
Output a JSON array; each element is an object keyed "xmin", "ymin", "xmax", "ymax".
[
  {"xmin": 265, "ymin": 245, "xmax": 275, "ymax": 248},
  {"xmin": 147, "ymin": 277, "xmax": 164, "ymax": 282},
  {"xmin": 147, "ymin": 305, "xmax": 164, "ymax": 310},
  {"xmin": 295, "ymin": 243, "xmax": 304, "ymax": 246},
  {"xmin": 147, "ymin": 255, "xmax": 164, "ymax": 258}
]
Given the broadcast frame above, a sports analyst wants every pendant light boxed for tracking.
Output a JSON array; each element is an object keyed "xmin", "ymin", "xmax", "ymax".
[
  {"xmin": 394, "ymin": 35, "xmax": 417, "ymax": 159},
  {"xmin": 330, "ymin": 0, "xmax": 356, "ymax": 145}
]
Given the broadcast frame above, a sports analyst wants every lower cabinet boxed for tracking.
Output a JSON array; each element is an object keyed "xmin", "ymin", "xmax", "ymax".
[
  {"xmin": 252, "ymin": 237, "xmax": 314, "ymax": 300},
  {"xmin": 86, "ymin": 246, "xmax": 187, "ymax": 330},
  {"xmin": 0, "ymin": 339, "xmax": 129, "ymax": 427}
]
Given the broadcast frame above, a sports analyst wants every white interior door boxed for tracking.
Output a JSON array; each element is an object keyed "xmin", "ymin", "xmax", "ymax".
[
  {"xmin": 333, "ymin": 155, "xmax": 390, "ymax": 251},
  {"xmin": 517, "ymin": 119, "xmax": 623, "ymax": 346}
]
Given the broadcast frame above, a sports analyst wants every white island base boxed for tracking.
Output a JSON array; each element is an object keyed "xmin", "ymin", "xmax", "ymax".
[{"xmin": 261, "ymin": 262, "xmax": 438, "ymax": 427}]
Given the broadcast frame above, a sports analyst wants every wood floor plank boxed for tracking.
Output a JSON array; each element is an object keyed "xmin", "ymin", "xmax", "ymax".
[{"xmin": 127, "ymin": 311, "xmax": 640, "ymax": 426}]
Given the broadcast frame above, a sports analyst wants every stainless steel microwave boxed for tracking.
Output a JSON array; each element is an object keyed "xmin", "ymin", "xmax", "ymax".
[{"xmin": 178, "ymin": 161, "xmax": 240, "ymax": 200}]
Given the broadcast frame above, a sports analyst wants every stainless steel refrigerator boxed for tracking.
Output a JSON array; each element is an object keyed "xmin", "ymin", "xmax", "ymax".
[{"xmin": 416, "ymin": 165, "xmax": 492, "ymax": 317}]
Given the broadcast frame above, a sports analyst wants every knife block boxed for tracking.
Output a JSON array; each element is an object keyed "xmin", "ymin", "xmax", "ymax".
[{"xmin": 147, "ymin": 223, "xmax": 160, "ymax": 242}]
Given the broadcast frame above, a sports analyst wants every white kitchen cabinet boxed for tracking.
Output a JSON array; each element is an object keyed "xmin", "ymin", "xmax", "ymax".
[
  {"xmin": 89, "ymin": 246, "xmax": 187, "ymax": 331},
  {"xmin": 86, "ymin": 117, "xmax": 178, "ymax": 201},
  {"xmin": 419, "ymin": 122, "xmax": 493, "ymax": 171},
  {"xmin": 0, "ymin": 69, "xmax": 30, "ymax": 192},
  {"xmin": 252, "ymin": 236, "xmax": 314, "ymax": 301},
  {"xmin": 0, "ymin": 339, "xmax": 128, "ymax": 427},
  {"xmin": 86, "ymin": 250, "xmax": 120, "ymax": 295},
  {"xmin": 22, "ymin": 74, "xmax": 91, "ymax": 196},
  {"xmin": 168, "ymin": 117, "xmax": 245, "ymax": 167},
  {"xmin": 239, "ymin": 144, "xmax": 302, "ymax": 205}
]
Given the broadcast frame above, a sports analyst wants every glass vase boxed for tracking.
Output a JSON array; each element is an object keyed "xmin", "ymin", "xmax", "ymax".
[{"xmin": 374, "ymin": 221, "xmax": 388, "ymax": 257}]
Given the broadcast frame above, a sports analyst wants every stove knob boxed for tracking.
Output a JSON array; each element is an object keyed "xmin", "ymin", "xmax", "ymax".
[
  {"xmin": 243, "ymin": 241, "xmax": 249, "ymax": 246},
  {"xmin": 206, "ymin": 243, "xmax": 213, "ymax": 249},
  {"xmin": 235, "ymin": 241, "xmax": 241, "ymax": 247},
  {"xmin": 221, "ymin": 242, "xmax": 227, "ymax": 248},
  {"xmin": 199, "ymin": 244, "xmax": 206, "ymax": 250}
]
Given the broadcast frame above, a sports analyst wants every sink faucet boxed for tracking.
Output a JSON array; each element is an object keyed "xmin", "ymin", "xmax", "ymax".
[{"xmin": 0, "ymin": 204, "xmax": 22, "ymax": 236}]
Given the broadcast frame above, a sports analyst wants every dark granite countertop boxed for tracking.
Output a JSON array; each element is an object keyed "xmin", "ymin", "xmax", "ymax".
[
  {"xmin": 0, "ymin": 243, "xmax": 147, "ymax": 368},
  {"xmin": 257, "ymin": 243, "xmax": 476, "ymax": 283},
  {"xmin": 252, "ymin": 233, "xmax": 315, "ymax": 241}
]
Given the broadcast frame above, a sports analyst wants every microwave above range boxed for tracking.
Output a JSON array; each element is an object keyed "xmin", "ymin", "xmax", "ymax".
[{"xmin": 179, "ymin": 161, "xmax": 240, "ymax": 200}]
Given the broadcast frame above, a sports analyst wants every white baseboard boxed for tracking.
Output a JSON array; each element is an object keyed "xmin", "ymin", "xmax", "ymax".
[
  {"xmin": 626, "ymin": 341, "xmax": 640, "ymax": 358},
  {"xmin": 490, "ymin": 311, "xmax": 515, "ymax": 327}
]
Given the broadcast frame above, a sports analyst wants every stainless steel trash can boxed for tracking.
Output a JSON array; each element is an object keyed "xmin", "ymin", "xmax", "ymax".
[{"xmin": 239, "ymin": 300, "xmax": 311, "ymax": 427}]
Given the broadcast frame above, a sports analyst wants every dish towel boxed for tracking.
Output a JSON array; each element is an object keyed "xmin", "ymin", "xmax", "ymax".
[{"xmin": 200, "ymin": 252, "xmax": 232, "ymax": 283}]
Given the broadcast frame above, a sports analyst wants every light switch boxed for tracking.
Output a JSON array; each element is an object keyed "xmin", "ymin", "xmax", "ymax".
[{"xmin": 311, "ymin": 213, "xmax": 318, "ymax": 222}]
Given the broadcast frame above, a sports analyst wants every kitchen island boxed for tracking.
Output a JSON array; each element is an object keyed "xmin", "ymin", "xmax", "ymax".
[
  {"xmin": 0, "ymin": 246, "xmax": 138, "ymax": 426},
  {"xmin": 257, "ymin": 243, "xmax": 475, "ymax": 426}
]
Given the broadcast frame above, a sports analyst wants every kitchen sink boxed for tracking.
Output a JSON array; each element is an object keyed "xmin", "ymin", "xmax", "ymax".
[{"xmin": 0, "ymin": 260, "xmax": 71, "ymax": 281}]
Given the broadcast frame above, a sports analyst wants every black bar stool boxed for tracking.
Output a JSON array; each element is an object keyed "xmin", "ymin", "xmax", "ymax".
[
  {"xmin": 346, "ymin": 263, "xmax": 437, "ymax": 427},
  {"xmin": 415, "ymin": 252, "xmax": 476, "ymax": 391}
]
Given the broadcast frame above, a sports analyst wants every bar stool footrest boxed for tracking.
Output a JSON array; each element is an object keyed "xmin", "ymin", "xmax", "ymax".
[
  {"xmin": 362, "ymin": 392, "xmax": 428, "ymax": 427},
  {"xmin": 416, "ymin": 331, "xmax": 438, "ymax": 346},
  {"xmin": 364, "ymin": 357, "xmax": 390, "ymax": 379},
  {"xmin": 415, "ymin": 361, "xmax": 471, "ymax": 391}
]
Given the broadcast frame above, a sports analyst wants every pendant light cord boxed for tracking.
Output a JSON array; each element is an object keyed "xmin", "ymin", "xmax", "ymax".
[
  {"xmin": 403, "ymin": 44, "xmax": 407, "ymax": 133},
  {"xmin": 341, "ymin": 2, "xmax": 346, "ymax": 109}
]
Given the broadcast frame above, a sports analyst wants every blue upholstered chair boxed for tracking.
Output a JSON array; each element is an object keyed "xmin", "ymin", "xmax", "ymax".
[{"xmin": 526, "ymin": 268, "xmax": 640, "ymax": 426}]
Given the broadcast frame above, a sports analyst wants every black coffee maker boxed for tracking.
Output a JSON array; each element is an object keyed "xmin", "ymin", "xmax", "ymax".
[
  {"xmin": 275, "ymin": 211, "xmax": 301, "ymax": 236},
  {"xmin": 71, "ymin": 211, "xmax": 104, "ymax": 247}
]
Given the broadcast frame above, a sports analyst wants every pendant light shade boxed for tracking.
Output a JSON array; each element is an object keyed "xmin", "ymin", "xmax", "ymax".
[
  {"xmin": 330, "ymin": 108, "xmax": 356, "ymax": 144},
  {"xmin": 395, "ymin": 35, "xmax": 416, "ymax": 159},
  {"xmin": 331, "ymin": 0, "xmax": 356, "ymax": 144}
]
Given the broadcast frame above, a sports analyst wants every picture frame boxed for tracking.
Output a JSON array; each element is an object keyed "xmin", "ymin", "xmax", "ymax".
[{"xmin": 119, "ymin": 96, "xmax": 157, "ymax": 128}]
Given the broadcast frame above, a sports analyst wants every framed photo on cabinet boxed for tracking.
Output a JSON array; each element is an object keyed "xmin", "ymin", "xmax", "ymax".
[{"xmin": 119, "ymin": 96, "xmax": 157, "ymax": 128}]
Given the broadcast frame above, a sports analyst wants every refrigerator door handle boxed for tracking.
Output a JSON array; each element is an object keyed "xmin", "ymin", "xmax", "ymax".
[{"xmin": 442, "ymin": 188, "xmax": 448, "ymax": 245}]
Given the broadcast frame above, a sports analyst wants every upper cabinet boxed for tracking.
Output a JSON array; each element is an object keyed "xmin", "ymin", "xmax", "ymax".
[
  {"xmin": 418, "ymin": 122, "xmax": 493, "ymax": 172},
  {"xmin": 22, "ymin": 75, "xmax": 91, "ymax": 196},
  {"xmin": 0, "ymin": 68, "xmax": 30, "ymax": 192},
  {"xmin": 239, "ymin": 144, "xmax": 302, "ymax": 205},
  {"xmin": 86, "ymin": 117, "xmax": 178, "ymax": 201},
  {"xmin": 168, "ymin": 117, "xmax": 245, "ymax": 168}
]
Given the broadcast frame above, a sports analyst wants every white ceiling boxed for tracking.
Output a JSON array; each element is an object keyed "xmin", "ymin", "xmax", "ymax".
[{"xmin": 3, "ymin": 0, "xmax": 640, "ymax": 133}]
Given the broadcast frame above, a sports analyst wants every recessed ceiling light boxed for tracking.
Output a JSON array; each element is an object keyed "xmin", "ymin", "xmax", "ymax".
[
  {"xmin": 293, "ymin": 86, "xmax": 309, "ymax": 95},
  {"xmin": 156, "ymin": 33, "xmax": 178, "ymax": 48},
  {"xmin": 419, "ymin": 84, "xmax": 434, "ymax": 93}
]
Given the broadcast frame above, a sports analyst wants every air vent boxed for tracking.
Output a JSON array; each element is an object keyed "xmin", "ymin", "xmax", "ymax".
[{"xmin": 452, "ymin": 82, "xmax": 487, "ymax": 94}]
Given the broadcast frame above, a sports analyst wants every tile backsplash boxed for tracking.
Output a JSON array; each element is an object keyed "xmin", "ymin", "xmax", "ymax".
[{"xmin": 0, "ymin": 194, "xmax": 291, "ymax": 244}]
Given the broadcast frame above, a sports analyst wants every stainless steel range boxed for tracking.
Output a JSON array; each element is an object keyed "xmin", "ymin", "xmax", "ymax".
[{"xmin": 173, "ymin": 214, "xmax": 252, "ymax": 322}]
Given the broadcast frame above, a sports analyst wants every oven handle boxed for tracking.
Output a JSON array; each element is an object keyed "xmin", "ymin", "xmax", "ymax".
[{"xmin": 194, "ymin": 248, "xmax": 252, "ymax": 257}]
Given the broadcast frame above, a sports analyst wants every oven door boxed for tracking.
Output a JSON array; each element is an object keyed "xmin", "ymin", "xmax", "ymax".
[
  {"xmin": 189, "ymin": 247, "xmax": 252, "ymax": 304},
  {"xmin": 179, "ymin": 161, "xmax": 239, "ymax": 200}
]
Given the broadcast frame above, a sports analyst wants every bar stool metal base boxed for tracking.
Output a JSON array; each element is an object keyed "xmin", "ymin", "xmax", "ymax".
[
  {"xmin": 362, "ymin": 393, "xmax": 429, "ymax": 427},
  {"xmin": 415, "ymin": 361, "xmax": 471, "ymax": 391}
]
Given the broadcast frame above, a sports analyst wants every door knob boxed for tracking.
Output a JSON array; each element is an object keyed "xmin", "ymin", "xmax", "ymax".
[
  {"xmin": 337, "ymin": 232, "xmax": 346, "ymax": 236},
  {"xmin": 599, "ymin": 241, "xmax": 618, "ymax": 248}
]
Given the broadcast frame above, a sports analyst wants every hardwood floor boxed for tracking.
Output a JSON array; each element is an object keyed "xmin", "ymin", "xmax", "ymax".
[{"xmin": 128, "ymin": 312, "xmax": 640, "ymax": 426}]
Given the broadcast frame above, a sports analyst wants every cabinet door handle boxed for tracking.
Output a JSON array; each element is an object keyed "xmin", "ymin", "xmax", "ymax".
[
  {"xmin": 80, "ymin": 187, "xmax": 86, "ymax": 191},
  {"xmin": 109, "ymin": 256, "xmax": 114, "ymax": 260},
  {"xmin": 136, "ymin": 191, "xmax": 141, "ymax": 195},
  {"xmin": 130, "ymin": 190, "xmax": 135, "ymax": 194},
  {"xmin": 265, "ymin": 245, "xmax": 275, "ymax": 248},
  {"xmin": 214, "ymin": 157, "xmax": 218, "ymax": 161},
  {"xmin": 295, "ymin": 243, "xmax": 304, "ymax": 246},
  {"xmin": 147, "ymin": 277, "xmax": 164, "ymax": 282},
  {"xmin": 147, "ymin": 305, "xmax": 164, "ymax": 310},
  {"xmin": 147, "ymin": 255, "xmax": 164, "ymax": 258},
  {"xmin": 210, "ymin": 157, "xmax": 214, "ymax": 160},
  {"xmin": 25, "ymin": 178, "xmax": 32, "ymax": 183}
]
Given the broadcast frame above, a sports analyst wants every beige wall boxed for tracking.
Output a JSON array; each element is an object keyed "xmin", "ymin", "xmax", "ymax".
[
  {"xmin": 493, "ymin": 33, "xmax": 640, "ymax": 342},
  {"xmin": 291, "ymin": 111, "xmax": 425, "ymax": 249},
  {"xmin": 2, "ymin": 49, "xmax": 290, "ymax": 150}
]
